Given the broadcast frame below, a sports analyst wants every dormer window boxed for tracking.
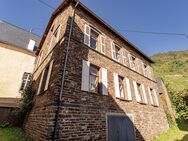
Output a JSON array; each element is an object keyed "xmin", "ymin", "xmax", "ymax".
[{"xmin": 27, "ymin": 39, "xmax": 36, "ymax": 51}]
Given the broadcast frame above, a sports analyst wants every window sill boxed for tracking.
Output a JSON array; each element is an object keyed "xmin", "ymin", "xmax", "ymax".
[
  {"xmin": 137, "ymin": 102, "xmax": 147, "ymax": 105},
  {"xmin": 152, "ymin": 104, "xmax": 159, "ymax": 107},
  {"xmin": 116, "ymin": 97, "xmax": 132, "ymax": 102},
  {"xmin": 37, "ymin": 90, "xmax": 47, "ymax": 96}
]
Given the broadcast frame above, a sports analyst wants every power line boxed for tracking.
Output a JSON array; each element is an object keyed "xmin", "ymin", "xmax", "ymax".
[
  {"xmin": 37, "ymin": 0, "xmax": 55, "ymax": 10},
  {"xmin": 36, "ymin": 0, "xmax": 188, "ymax": 38},
  {"xmin": 117, "ymin": 29, "xmax": 188, "ymax": 37}
]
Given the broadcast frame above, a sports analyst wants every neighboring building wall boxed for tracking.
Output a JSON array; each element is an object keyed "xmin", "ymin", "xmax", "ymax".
[
  {"xmin": 24, "ymin": 2, "xmax": 169, "ymax": 141},
  {"xmin": 0, "ymin": 42, "xmax": 35, "ymax": 98},
  {"xmin": 156, "ymin": 78, "xmax": 176, "ymax": 121}
]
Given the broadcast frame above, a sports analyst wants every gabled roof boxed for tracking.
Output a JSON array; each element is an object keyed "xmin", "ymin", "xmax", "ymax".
[
  {"xmin": 0, "ymin": 20, "xmax": 41, "ymax": 51},
  {"xmin": 38, "ymin": 0, "xmax": 154, "ymax": 63}
]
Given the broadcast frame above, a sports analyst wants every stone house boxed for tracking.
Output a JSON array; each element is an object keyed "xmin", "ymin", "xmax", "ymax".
[{"xmin": 24, "ymin": 0, "xmax": 169, "ymax": 140}]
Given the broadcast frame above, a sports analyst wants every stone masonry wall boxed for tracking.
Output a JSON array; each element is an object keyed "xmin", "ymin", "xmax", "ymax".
[{"xmin": 24, "ymin": 2, "xmax": 169, "ymax": 141}]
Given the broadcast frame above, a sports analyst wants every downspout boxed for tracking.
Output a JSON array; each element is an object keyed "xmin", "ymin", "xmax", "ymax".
[{"xmin": 52, "ymin": 1, "xmax": 79, "ymax": 141}]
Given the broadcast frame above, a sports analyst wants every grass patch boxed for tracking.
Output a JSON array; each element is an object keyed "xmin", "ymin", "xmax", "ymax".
[
  {"xmin": 0, "ymin": 127, "xmax": 32, "ymax": 141},
  {"xmin": 152, "ymin": 123, "xmax": 188, "ymax": 141}
]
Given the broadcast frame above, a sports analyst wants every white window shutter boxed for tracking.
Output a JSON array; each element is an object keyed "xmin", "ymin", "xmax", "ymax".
[
  {"xmin": 133, "ymin": 81, "xmax": 141, "ymax": 102},
  {"xmin": 44, "ymin": 60, "xmax": 54, "ymax": 91},
  {"xmin": 142, "ymin": 62, "xmax": 145, "ymax": 76},
  {"xmin": 84, "ymin": 24, "xmax": 90, "ymax": 46},
  {"xmin": 37, "ymin": 70, "xmax": 45, "ymax": 95},
  {"xmin": 128, "ymin": 53, "xmax": 132, "ymax": 69},
  {"xmin": 111, "ymin": 42, "xmax": 115, "ymax": 59},
  {"xmin": 57, "ymin": 24, "xmax": 62, "ymax": 42},
  {"xmin": 148, "ymin": 87, "xmax": 154, "ymax": 105},
  {"xmin": 101, "ymin": 68, "xmax": 108, "ymax": 95},
  {"xmin": 122, "ymin": 49, "xmax": 127, "ymax": 66},
  {"xmin": 141, "ymin": 84, "xmax": 148, "ymax": 104},
  {"xmin": 114, "ymin": 73, "xmax": 120, "ymax": 98},
  {"xmin": 153, "ymin": 89, "xmax": 159, "ymax": 106},
  {"xmin": 100, "ymin": 35, "xmax": 105, "ymax": 54},
  {"xmin": 81, "ymin": 60, "xmax": 90, "ymax": 91},
  {"xmin": 125, "ymin": 77, "xmax": 132, "ymax": 101}
]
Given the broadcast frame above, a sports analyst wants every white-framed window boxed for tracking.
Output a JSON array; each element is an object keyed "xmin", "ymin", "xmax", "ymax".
[
  {"xmin": 81, "ymin": 60, "xmax": 108, "ymax": 95},
  {"xmin": 90, "ymin": 29, "xmax": 99, "ymax": 50},
  {"xmin": 118, "ymin": 76, "xmax": 125, "ymax": 98},
  {"xmin": 37, "ymin": 60, "xmax": 54, "ymax": 95},
  {"xmin": 128, "ymin": 54, "xmax": 136, "ymax": 71},
  {"xmin": 142, "ymin": 63, "xmax": 152, "ymax": 79},
  {"xmin": 133, "ymin": 81, "xmax": 142, "ymax": 102},
  {"xmin": 20, "ymin": 73, "xmax": 31, "ymax": 91},
  {"xmin": 35, "ymin": 50, "xmax": 44, "ymax": 69},
  {"xmin": 133, "ymin": 81, "xmax": 148, "ymax": 104},
  {"xmin": 89, "ymin": 65, "xmax": 99, "ymax": 93},
  {"xmin": 49, "ymin": 25, "xmax": 62, "ymax": 52},
  {"xmin": 114, "ymin": 73, "xmax": 132, "ymax": 101},
  {"xmin": 84, "ymin": 24, "xmax": 105, "ymax": 53},
  {"xmin": 142, "ymin": 63, "xmax": 147, "ymax": 76},
  {"xmin": 112, "ymin": 42, "xmax": 121, "ymax": 62},
  {"xmin": 148, "ymin": 88, "xmax": 159, "ymax": 106}
]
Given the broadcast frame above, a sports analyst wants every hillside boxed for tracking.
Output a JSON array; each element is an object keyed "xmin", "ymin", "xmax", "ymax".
[{"xmin": 151, "ymin": 50, "xmax": 188, "ymax": 92}]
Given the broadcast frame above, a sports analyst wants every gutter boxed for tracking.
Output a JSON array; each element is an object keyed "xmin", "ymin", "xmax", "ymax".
[{"xmin": 52, "ymin": 1, "xmax": 79, "ymax": 141}]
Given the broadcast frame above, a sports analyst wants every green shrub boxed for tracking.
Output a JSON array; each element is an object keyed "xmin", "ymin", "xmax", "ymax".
[
  {"xmin": 16, "ymin": 82, "xmax": 35, "ymax": 123},
  {"xmin": 168, "ymin": 88, "xmax": 188, "ymax": 122}
]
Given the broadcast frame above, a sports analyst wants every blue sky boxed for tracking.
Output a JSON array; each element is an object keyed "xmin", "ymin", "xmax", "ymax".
[{"xmin": 1, "ymin": 0, "xmax": 188, "ymax": 55}]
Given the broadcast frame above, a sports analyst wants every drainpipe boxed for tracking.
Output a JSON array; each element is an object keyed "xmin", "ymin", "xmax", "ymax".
[{"xmin": 52, "ymin": 1, "xmax": 79, "ymax": 141}]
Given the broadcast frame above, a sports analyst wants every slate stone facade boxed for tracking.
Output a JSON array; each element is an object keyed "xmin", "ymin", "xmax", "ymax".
[{"xmin": 24, "ymin": 1, "xmax": 169, "ymax": 141}]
